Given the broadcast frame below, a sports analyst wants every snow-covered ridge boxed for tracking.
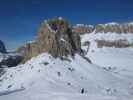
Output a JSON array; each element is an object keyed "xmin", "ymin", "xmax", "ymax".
[
  {"xmin": 73, "ymin": 21, "xmax": 133, "ymax": 34},
  {"xmin": 74, "ymin": 21, "xmax": 133, "ymax": 28},
  {"xmin": 74, "ymin": 24, "xmax": 94, "ymax": 28},
  {"xmin": 105, "ymin": 22, "xmax": 119, "ymax": 26},
  {"xmin": 0, "ymin": 40, "xmax": 6, "ymax": 53},
  {"xmin": 128, "ymin": 22, "xmax": 133, "ymax": 25},
  {"xmin": 0, "ymin": 53, "xmax": 133, "ymax": 99}
]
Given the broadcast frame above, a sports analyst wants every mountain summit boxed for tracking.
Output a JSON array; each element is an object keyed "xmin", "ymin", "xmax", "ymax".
[
  {"xmin": 17, "ymin": 18, "xmax": 81, "ymax": 62},
  {"xmin": 0, "ymin": 40, "xmax": 6, "ymax": 53},
  {"xmin": 37, "ymin": 18, "xmax": 81, "ymax": 57}
]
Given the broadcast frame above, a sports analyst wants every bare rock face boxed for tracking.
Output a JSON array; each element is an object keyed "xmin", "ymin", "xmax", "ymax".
[
  {"xmin": 95, "ymin": 24, "xmax": 105, "ymax": 33},
  {"xmin": 16, "ymin": 41, "xmax": 39, "ymax": 63},
  {"xmin": 96, "ymin": 39, "xmax": 131, "ymax": 48},
  {"xmin": 37, "ymin": 18, "xmax": 81, "ymax": 57},
  {"xmin": 0, "ymin": 40, "xmax": 6, "ymax": 53},
  {"xmin": 100, "ymin": 23, "xmax": 121, "ymax": 33},
  {"xmin": 17, "ymin": 18, "xmax": 81, "ymax": 62},
  {"xmin": 121, "ymin": 23, "xmax": 133, "ymax": 33}
]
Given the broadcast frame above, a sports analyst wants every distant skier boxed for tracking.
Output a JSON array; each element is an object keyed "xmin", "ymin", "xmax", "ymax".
[{"xmin": 81, "ymin": 88, "xmax": 84, "ymax": 94}]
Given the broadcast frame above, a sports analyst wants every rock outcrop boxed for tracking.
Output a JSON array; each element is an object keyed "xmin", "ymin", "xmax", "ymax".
[
  {"xmin": 17, "ymin": 18, "xmax": 81, "ymax": 62},
  {"xmin": 0, "ymin": 40, "xmax": 6, "ymax": 53},
  {"xmin": 96, "ymin": 39, "xmax": 132, "ymax": 48},
  {"xmin": 37, "ymin": 18, "xmax": 81, "ymax": 57},
  {"xmin": 16, "ymin": 41, "xmax": 39, "ymax": 63}
]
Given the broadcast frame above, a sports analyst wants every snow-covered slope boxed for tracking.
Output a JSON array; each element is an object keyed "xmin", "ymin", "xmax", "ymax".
[
  {"xmin": 80, "ymin": 32, "xmax": 133, "ymax": 98},
  {"xmin": 0, "ymin": 53, "xmax": 133, "ymax": 99},
  {"xmin": 81, "ymin": 32, "xmax": 133, "ymax": 73},
  {"xmin": 0, "ymin": 31, "xmax": 133, "ymax": 100},
  {"xmin": 81, "ymin": 32, "xmax": 133, "ymax": 71},
  {"xmin": 87, "ymin": 48, "xmax": 133, "ymax": 78}
]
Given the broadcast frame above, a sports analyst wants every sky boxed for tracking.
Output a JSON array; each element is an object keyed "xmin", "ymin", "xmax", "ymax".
[{"xmin": 0, "ymin": 0, "xmax": 133, "ymax": 50}]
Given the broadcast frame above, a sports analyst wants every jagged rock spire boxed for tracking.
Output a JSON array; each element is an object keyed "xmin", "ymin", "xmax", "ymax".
[
  {"xmin": 17, "ymin": 18, "xmax": 81, "ymax": 62},
  {"xmin": 37, "ymin": 17, "xmax": 81, "ymax": 57}
]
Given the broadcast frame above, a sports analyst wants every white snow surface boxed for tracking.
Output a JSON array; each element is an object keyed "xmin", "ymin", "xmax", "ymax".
[
  {"xmin": 0, "ymin": 32, "xmax": 133, "ymax": 99},
  {"xmin": 105, "ymin": 22, "xmax": 119, "ymax": 26},
  {"xmin": 81, "ymin": 33, "xmax": 133, "ymax": 74},
  {"xmin": 0, "ymin": 53, "xmax": 133, "ymax": 100},
  {"xmin": 74, "ymin": 24, "xmax": 94, "ymax": 28}
]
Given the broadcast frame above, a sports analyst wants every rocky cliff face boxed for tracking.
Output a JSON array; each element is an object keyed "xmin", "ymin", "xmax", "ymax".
[
  {"xmin": 16, "ymin": 41, "xmax": 39, "ymax": 63},
  {"xmin": 73, "ymin": 22, "xmax": 133, "ymax": 34},
  {"xmin": 0, "ymin": 40, "xmax": 6, "ymax": 53},
  {"xmin": 96, "ymin": 39, "xmax": 132, "ymax": 48},
  {"xmin": 17, "ymin": 18, "xmax": 81, "ymax": 62}
]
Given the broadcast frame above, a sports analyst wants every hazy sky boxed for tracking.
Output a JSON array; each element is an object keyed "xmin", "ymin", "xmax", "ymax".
[{"xmin": 0, "ymin": 0, "xmax": 133, "ymax": 50}]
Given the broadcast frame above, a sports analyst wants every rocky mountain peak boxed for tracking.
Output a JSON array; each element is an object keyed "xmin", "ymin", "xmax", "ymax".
[
  {"xmin": 0, "ymin": 40, "xmax": 6, "ymax": 53},
  {"xmin": 37, "ymin": 17, "xmax": 81, "ymax": 57},
  {"xmin": 17, "ymin": 18, "xmax": 81, "ymax": 62}
]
